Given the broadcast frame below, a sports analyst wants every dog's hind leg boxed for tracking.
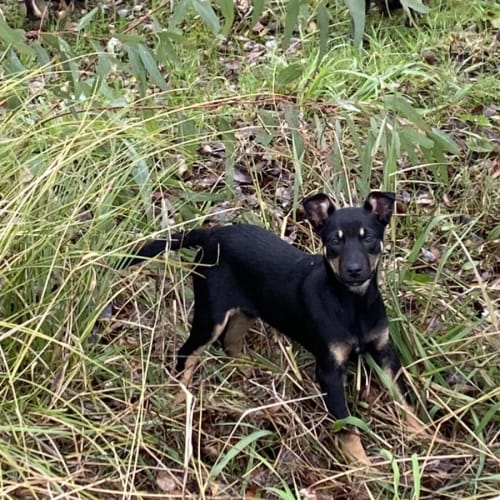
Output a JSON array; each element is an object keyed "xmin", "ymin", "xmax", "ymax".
[
  {"xmin": 175, "ymin": 272, "xmax": 217, "ymax": 389},
  {"xmin": 175, "ymin": 306, "xmax": 249, "ymax": 399},
  {"xmin": 175, "ymin": 270, "xmax": 245, "ymax": 387},
  {"xmin": 221, "ymin": 311, "xmax": 254, "ymax": 357},
  {"xmin": 175, "ymin": 310, "xmax": 214, "ymax": 390}
]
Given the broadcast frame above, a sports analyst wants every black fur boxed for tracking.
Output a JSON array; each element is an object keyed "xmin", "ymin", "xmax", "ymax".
[
  {"xmin": 366, "ymin": 0, "xmax": 418, "ymax": 16},
  {"xmin": 116, "ymin": 192, "xmax": 422, "ymax": 462}
]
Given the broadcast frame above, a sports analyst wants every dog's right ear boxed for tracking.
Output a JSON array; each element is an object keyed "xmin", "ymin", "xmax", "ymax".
[{"xmin": 303, "ymin": 194, "xmax": 335, "ymax": 232}]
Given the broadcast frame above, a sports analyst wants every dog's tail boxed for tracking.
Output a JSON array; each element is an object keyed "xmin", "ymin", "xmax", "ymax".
[{"xmin": 116, "ymin": 229, "xmax": 209, "ymax": 269}]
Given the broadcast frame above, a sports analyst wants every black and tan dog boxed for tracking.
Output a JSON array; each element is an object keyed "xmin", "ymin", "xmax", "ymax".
[{"xmin": 117, "ymin": 192, "xmax": 424, "ymax": 464}]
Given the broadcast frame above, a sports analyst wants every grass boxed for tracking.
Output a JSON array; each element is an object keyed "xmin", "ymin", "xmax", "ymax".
[{"xmin": 0, "ymin": 0, "xmax": 499, "ymax": 497}]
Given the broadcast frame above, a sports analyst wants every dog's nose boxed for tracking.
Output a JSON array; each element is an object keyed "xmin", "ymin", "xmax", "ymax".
[{"xmin": 346, "ymin": 264, "xmax": 362, "ymax": 277}]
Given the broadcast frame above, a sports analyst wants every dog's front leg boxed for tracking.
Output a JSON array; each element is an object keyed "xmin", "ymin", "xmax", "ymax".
[
  {"xmin": 316, "ymin": 357, "xmax": 371, "ymax": 466},
  {"xmin": 371, "ymin": 339, "xmax": 425, "ymax": 434}
]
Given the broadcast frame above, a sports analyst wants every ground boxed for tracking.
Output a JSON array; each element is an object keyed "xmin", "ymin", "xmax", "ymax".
[{"xmin": 0, "ymin": 0, "xmax": 498, "ymax": 498}]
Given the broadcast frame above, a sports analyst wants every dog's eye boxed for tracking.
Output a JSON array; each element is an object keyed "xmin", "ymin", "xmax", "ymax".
[
  {"xmin": 364, "ymin": 235, "xmax": 374, "ymax": 243},
  {"xmin": 329, "ymin": 238, "xmax": 341, "ymax": 246}
]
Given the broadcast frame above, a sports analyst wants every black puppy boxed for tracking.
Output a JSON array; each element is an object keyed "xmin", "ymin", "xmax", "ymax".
[{"xmin": 117, "ymin": 192, "xmax": 424, "ymax": 464}]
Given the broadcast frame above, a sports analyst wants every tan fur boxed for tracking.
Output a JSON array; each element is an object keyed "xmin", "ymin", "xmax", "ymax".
[
  {"xmin": 368, "ymin": 326, "xmax": 389, "ymax": 351},
  {"xmin": 340, "ymin": 432, "xmax": 371, "ymax": 466},
  {"xmin": 222, "ymin": 312, "xmax": 254, "ymax": 357},
  {"xmin": 175, "ymin": 308, "xmax": 241, "ymax": 403},
  {"xmin": 175, "ymin": 346, "xmax": 205, "ymax": 404},
  {"xmin": 368, "ymin": 253, "xmax": 380, "ymax": 272},
  {"xmin": 329, "ymin": 342, "xmax": 352, "ymax": 366},
  {"xmin": 347, "ymin": 280, "xmax": 370, "ymax": 295},
  {"xmin": 326, "ymin": 256, "xmax": 340, "ymax": 276}
]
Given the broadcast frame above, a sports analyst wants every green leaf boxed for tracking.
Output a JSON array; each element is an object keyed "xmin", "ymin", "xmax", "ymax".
[
  {"xmin": 265, "ymin": 487, "xmax": 296, "ymax": 500},
  {"xmin": 157, "ymin": 31, "xmax": 181, "ymax": 66},
  {"xmin": 90, "ymin": 40, "xmax": 112, "ymax": 81},
  {"xmin": 138, "ymin": 43, "xmax": 168, "ymax": 91},
  {"xmin": 402, "ymin": 0, "xmax": 430, "ymax": 14},
  {"xmin": 332, "ymin": 416, "xmax": 371, "ymax": 433},
  {"xmin": 217, "ymin": 0, "xmax": 234, "ymax": 36},
  {"xmin": 285, "ymin": 106, "xmax": 304, "ymax": 209},
  {"xmin": 251, "ymin": 0, "xmax": 265, "ymax": 27},
  {"xmin": 0, "ymin": 18, "xmax": 32, "ymax": 56},
  {"xmin": 132, "ymin": 160, "xmax": 151, "ymax": 193},
  {"xmin": 380, "ymin": 449, "xmax": 401, "ymax": 493},
  {"xmin": 170, "ymin": 0, "xmax": 191, "ymax": 28},
  {"xmin": 405, "ymin": 215, "xmax": 450, "ymax": 265},
  {"xmin": 125, "ymin": 140, "xmax": 152, "ymax": 214},
  {"xmin": 412, "ymin": 453, "xmax": 422, "ymax": 500},
  {"xmin": 488, "ymin": 224, "xmax": 500, "ymax": 241},
  {"xmin": 429, "ymin": 127, "xmax": 460, "ymax": 155},
  {"xmin": 31, "ymin": 42, "xmax": 51, "ymax": 66},
  {"xmin": 77, "ymin": 7, "xmax": 99, "ymax": 31},
  {"xmin": 345, "ymin": 0, "xmax": 366, "ymax": 47},
  {"xmin": 467, "ymin": 137, "xmax": 495, "ymax": 153},
  {"xmin": 283, "ymin": 0, "xmax": 300, "ymax": 50},
  {"xmin": 114, "ymin": 34, "xmax": 145, "ymax": 44},
  {"xmin": 276, "ymin": 63, "xmax": 303, "ymax": 86},
  {"xmin": 126, "ymin": 44, "xmax": 146, "ymax": 90},
  {"xmin": 192, "ymin": 0, "xmax": 220, "ymax": 34},
  {"xmin": 317, "ymin": 2, "xmax": 329, "ymax": 64},
  {"xmin": 384, "ymin": 95, "xmax": 430, "ymax": 131},
  {"xmin": 209, "ymin": 430, "xmax": 274, "ymax": 480},
  {"xmin": 400, "ymin": 126, "xmax": 435, "ymax": 149},
  {"xmin": 5, "ymin": 49, "xmax": 26, "ymax": 74},
  {"xmin": 399, "ymin": 133, "xmax": 420, "ymax": 166}
]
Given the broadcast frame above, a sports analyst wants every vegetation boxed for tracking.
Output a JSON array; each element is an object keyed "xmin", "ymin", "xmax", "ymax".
[{"xmin": 0, "ymin": 0, "xmax": 498, "ymax": 497}]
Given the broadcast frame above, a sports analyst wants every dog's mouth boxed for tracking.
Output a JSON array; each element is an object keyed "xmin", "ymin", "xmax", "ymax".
[
  {"xmin": 340, "ymin": 275, "xmax": 372, "ymax": 286},
  {"xmin": 343, "ymin": 279, "xmax": 366, "ymax": 286},
  {"xmin": 343, "ymin": 278, "xmax": 372, "ymax": 295}
]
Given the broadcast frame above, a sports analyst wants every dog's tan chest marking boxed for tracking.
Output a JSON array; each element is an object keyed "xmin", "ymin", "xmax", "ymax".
[
  {"xmin": 329, "ymin": 342, "xmax": 353, "ymax": 366},
  {"xmin": 366, "ymin": 326, "xmax": 389, "ymax": 350}
]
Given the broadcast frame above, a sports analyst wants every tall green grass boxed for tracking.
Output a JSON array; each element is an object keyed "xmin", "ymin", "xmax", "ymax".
[{"xmin": 0, "ymin": 0, "xmax": 498, "ymax": 497}]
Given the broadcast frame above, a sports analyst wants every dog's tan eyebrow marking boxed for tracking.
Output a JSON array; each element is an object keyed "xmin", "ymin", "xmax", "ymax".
[
  {"xmin": 337, "ymin": 229, "xmax": 344, "ymax": 239},
  {"xmin": 359, "ymin": 227, "xmax": 365, "ymax": 237}
]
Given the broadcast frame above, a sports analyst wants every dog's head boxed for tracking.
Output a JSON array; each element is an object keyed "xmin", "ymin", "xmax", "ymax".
[{"xmin": 303, "ymin": 192, "xmax": 396, "ymax": 294}]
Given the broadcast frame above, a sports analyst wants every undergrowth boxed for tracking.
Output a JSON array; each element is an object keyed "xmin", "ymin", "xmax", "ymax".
[{"xmin": 0, "ymin": 0, "xmax": 498, "ymax": 497}]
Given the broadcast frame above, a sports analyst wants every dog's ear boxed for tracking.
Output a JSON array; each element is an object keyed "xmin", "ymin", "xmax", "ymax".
[
  {"xmin": 303, "ymin": 194, "xmax": 335, "ymax": 232},
  {"xmin": 364, "ymin": 191, "xmax": 396, "ymax": 225}
]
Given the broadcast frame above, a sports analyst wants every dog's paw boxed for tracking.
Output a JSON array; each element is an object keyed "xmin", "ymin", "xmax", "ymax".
[{"xmin": 340, "ymin": 432, "xmax": 372, "ymax": 467}]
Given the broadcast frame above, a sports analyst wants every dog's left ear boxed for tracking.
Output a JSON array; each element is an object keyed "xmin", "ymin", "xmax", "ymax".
[
  {"xmin": 364, "ymin": 192, "xmax": 396, "ymax": 226},
  {"xmin": 303, "ymin": 193, "xmax": 335, "ymax": 232}
]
